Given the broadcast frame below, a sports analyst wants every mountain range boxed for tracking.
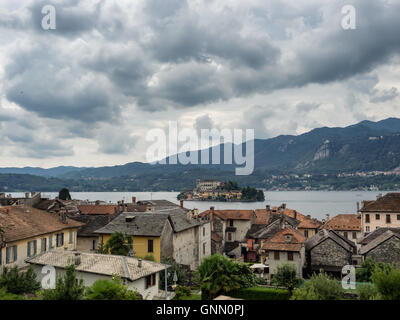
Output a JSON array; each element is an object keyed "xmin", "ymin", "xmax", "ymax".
[{"xmin": 2, "ymin": 118, "xmax": 400, "ymax": 191}]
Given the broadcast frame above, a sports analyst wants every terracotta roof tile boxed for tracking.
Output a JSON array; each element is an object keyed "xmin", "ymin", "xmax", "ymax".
[
  {"xmin": 322, "ymin": 214, "xmax": 361, "ymax": 231},
  {"xmin": 261, "ymin": 227, "xmax": 305, "ymax": 252},
  {"xmin": 77, "ymin": 205, "xmax": 118, "ymax": 215},
  {"xmin": 360, "ymin": 193, "xmax": 400, "ymax": 212},
  {"xmin": 199, "ymin": 209, "xmax": 253, "ymax": 220},
  {"xmin": 0, "ymin": 206, "xmax": 83, "ymax": 242}
]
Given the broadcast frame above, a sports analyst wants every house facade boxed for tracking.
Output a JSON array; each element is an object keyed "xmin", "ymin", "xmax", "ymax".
[
  {"xmin": 26, "ymin": 251, "xmax": 166, "ymax": 300},
  {"xmin": 259, "ymin": 227, "xmax": 306, "ymax": 279},
  {"xmin": 322, "ymin": 214, "xmax": 362, "ymax": 246},
  {"xmin": 359, "ymin": 193, "xmax": 400, "ymax": 234},
  {"xmin": 0, "ymin": 206, "xmax": 82, "ymax": 269}
]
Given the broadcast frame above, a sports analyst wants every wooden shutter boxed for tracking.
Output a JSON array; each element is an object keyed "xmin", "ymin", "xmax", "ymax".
[
  {"xmin": 14, "ymin": 246, "xmax": 17, "ymax": 262},
  {"xmin": 27, "ymin": 242, "xmax": 31, "ymax": 257},
  {"xmin": 33, "ymin": 240, "xmax": 37, "ymax": 255},
  {"xmin": 69, "ymin": 231, "xmax": 73, "ymax": 244}
]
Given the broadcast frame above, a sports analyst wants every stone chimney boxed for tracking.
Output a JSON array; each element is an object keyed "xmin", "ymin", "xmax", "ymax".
[
  {"xmin": 74, "ymin": 252, "xmax": 81, "ymax": 266},
  {"xmin": 180, "ymin": 200, "xmax": 184, "ymax": 208},
  {"xmin": 132, "ymin": 196, "xmax": 136, "ymax": 204},
  {"xmin": 266, "ymin": 205, "xmax": 270, "ymax": 211},
  {"xmin": 210, "ymin": 206, "xmax": 215, "ymax": 231}
]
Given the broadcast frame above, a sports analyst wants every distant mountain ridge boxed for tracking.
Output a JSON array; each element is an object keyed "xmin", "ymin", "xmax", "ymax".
[{"xmin": 2, "ymin": 118, "xmax": 400, "ymax": 190}]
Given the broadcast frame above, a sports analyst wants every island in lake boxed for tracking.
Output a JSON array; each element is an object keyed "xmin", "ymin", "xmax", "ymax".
[{"xmin": 177, "ymin": 179, "xmax": 265, "ymax": 202}]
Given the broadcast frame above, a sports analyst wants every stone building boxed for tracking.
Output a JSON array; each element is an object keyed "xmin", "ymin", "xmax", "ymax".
[
  {"xmin": 359, "ymin": 193, "xmax": 400, "ymax": 234},
  {"xmin": 305, "ymin": 229, "xmax": 357, "ymax": 276},
  {"xmin": 359, "ymin": 228, "xmax": 400, "ymax": 265}
]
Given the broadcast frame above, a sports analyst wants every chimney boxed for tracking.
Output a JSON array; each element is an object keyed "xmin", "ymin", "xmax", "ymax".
[
  {"xmin": 294, "ymin": 210, "xmax": 297, "ymax": 220},
  {"xmin": 325, "ymin": 214, "xmax": 330, "ymax": 221},
  {"xmin": 357, "ymin": 201, "xmax": 360, "ymax": 212},
  {"xmin": 74, "ymin": 252, "xmax": 81, "ymax": 266},
  {"xmin": 138, "ymin": 258, "xmax": 142, "ymax": 268},
  {"xmin": 376, "ymin": 193, "xmax": 382, "ymax": 200},
  {"xmin": 266, "ymin": 205, "xmax": 270, "ymax": 211},
  {"xmin": 132, "ymin": 196, "xmax": 136, "ymax": 204},
  {"xmin": 281, "ymin": 203, "xmax": 286, "ymax": 209},
  {"xmin": 180, "ymin": 200, "xmax": 184, "ymax": 208},
  {"xmin": 210, "ymin": 206, "xmax": 215, "ymax": 231}
]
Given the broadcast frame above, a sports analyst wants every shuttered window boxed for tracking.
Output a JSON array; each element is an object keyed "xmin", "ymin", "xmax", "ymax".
[
  {"xmin": 6, "ymin": 246, "xmax": 17, "ymax": 264},
  {"xmin": 56, "ymin": 233, "xmax": 64, "ymax": 247},
  {"xmin": 69, "ymin": 231, "xmax": 73, "ymax": 244},
  {"xmin": 49, "ymin": 236, "xmax": 53, "ymax": 249},
  {"xmin": 41, "ymin": 238, "xmax": 47, "ymax": 252},
  {"xmin": 148, "ymin": 239, "xmax": 154, "ymax": 253}
]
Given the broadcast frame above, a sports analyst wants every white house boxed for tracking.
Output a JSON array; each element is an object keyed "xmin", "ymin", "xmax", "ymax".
[{"xmin": 26, "ymin": 250, "xmax": 167, "ymax": 300}]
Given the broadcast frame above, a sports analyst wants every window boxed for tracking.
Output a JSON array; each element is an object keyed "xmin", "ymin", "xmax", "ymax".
[
  {"xmin": 227, "ymin": 233, "xmax": 232, "ymax": 241},
  {"xmin": 41, "ymin": 238, "xmax": 47, "ymax": 252},
  {"xmin": 27, "ymin": 240, "xmax": 37, "ymax": 257},
  {"xmin": 365, "ymin": 214, "xmax": 370, "ymax": 223},
  {"xmin": 343, "ymin": 232, "xmax": 348, "ymax": 239},
  {"xmin": 304, "ymin": 230, "xmax": 309, "ymax": 238},
  {"xmin": 56, "ymin": 233, "xmax": 64, "ymax": 247},
  {"xmin": 274, "ymin": 251, "xmax": 280, "ymax": 260},
  {"xmin": 203, "ymin": 242, "xmax": 206, "ymax": 255},
  {"xmin": 366, "ymin": 226, "xmax": 370, "ymax": 232},
  {"xmin": 386, "ymin": 214, "xmax": 391, "ymax": 223},
  {"xmin": 397, "ymin": 214, "xmax": 400, "ymax": 221},
  {"xmin": 148, "ymin": 239, "xmax": 154, "ymax": 253},
  {"xmin": 352, "ymin": 232, "xmax": 357, "ymax": 239},
  {"xmin": 6, "ymin": 246, "xmax": 17, "ymax": 264},
  {"xmin": 92, "ymin": 240, "xmax": 96, "ymax": 251},
  {"xmin": 287, "ymin": 252, "xmax": 294, "ymax": 261},
  {"xmin": 229, "ymin": 220, "xmax": 234, "ymax": 227},
  {"xmin": 203, "ymin": 227, "xmax": 205, "ymax": 237},
  {"xmin": 49, "ymin": 235, "xmax": 53, "ymax": 249},
  {"xmin": 145, "ymin": 274, "xmax": 156, "ymax": 289},
  {"xmin": 375, "ymin": 214, "xmax": 380, "ymax": 220},
  {"xmin": 69, "ymin": 231, "xmax": 73, "ymax": 244}
]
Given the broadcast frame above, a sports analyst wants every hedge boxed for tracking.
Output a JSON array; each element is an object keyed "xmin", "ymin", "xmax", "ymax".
[{"xmin": 228, "ymin": 287, "xmax": 290, "ymax": 300}]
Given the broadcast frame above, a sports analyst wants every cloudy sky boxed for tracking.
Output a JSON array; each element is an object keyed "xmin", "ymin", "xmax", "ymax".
[{"xmin": 0, "ymin": 0, "xmax": 399, "ymax": 168}]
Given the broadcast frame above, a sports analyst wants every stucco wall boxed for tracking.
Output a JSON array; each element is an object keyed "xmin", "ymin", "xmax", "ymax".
[
  {"xmin": 362, "ymin": 212, "xmax": 400, "ymax": 234},
  {"xmin": 76, "ymin": 236, "xmax": 98, "ymax": 252},
  {"xmin": 1, "ymin": 228, "xmax": 78, "ymax": 268},
  {"xmin": 262, "ymin": 247, "xmax": 305, "ymax": 279}
]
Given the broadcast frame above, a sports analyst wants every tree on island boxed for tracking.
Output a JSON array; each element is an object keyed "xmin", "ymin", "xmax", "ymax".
[{"xmin": 58, "ymin": 188, "xmax": 72, "ymax": 200}]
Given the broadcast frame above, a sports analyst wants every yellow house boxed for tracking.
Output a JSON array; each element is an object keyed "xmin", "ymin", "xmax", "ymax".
[
  {"xmin": 0, "ymin": 206, "xmax": 83, "ymax": 268},
  {"xmin": 95, "ymin": 207, "xmax": 211, "ymax": 269}
]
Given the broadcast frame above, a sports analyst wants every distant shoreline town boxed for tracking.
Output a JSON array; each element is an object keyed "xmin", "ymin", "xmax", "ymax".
[{"xmin": 177, "ymin": 179, "xmax": 265, "ymax": 202}]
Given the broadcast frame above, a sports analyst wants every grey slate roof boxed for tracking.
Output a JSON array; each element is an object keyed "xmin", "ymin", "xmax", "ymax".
[
  {"xmin": 360, "ymin": 230, "xmax": 400, "ymax": 255},
  {"xmin": 305, "ymin": 229, "xmax": 356, "ymax": 252},
  {"xmin": 94, "ymin": 212, "xmax": 169, "ymax": 236},
  {"xmin": 68, "ymin": 214, "xmax": 113, "ymax": 237},
  {"xmin": 358, "ymin": 227, "xmax": 400, "ymax": 245},
  {"xmin": 247, "ymin": 214, "xmax": 298, "ymax": 240},
  {"xmin": 26, "ymin": 250, "xmax": 166, "ymax": 281}
]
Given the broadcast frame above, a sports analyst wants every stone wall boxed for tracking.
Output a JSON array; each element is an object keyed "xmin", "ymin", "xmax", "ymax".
[
  {"xmin": 366, "ymin": 236, "xmax": 400, "ymax": 264},
  {"xmin": 310, "ymin": 238, "xmax": 351, "ymax": 268}
]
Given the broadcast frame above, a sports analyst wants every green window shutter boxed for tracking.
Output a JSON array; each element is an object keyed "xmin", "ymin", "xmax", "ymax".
[
  {"xmin": 33, "ymin": 240, "xmax": 37, "ymax": 255},
  {"xmin": 61, "ymin": 233, "xmax": 64, "ymax": 246},
  {"xmin": 69, "ymin": 231, "xmax": 73, "ymax": 244},
  {"xmin": 49, "ymin": 236, "xmax": 53, "ymax": 249},
  {"xmin": 27, "ymin": 242, "xmax": 31, "ymax": 257},
  {"xmin": 14, "ymin": 246, "xmax": 17, "ymax": 262}
]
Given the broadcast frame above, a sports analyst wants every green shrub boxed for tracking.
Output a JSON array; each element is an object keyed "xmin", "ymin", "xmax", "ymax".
[
  {"xmin": 0, "ymin": 287, "xmax": 25, "ymax": 300},
  {"xmin": 229, "ymin": 287, "xmax": 290, "ymax": 300},
  {"xmin": 356, "ymin": 283, "xmax": 378, "ymax": 300},
  {"xmin": 291, "ymin": 272, "xmax": 344, "ymax": 300},
  {"xmin": 173, "ymin": 285, "xmax": 192, "ymax": 300},
  {"xmin": 0, "ymin": 266, "xmax": 41, "ymax": 295},
  {"xmin": 271, "ymin": 263, "xmax": 302, "ymax": 295},
  {"xmin": 159, "ymin": 258, "xmax": 188, "ymax": 290},
  {"xmin": 356, "ymin": 258, "xmax": 391, "ymax": 282},
  {"xmin": 371, "ymin": 264, "xmax": 400, "ymax": 300},
  {"xmin": 86, "ymin": 277, "xmax": 142, "ymax": 300}
]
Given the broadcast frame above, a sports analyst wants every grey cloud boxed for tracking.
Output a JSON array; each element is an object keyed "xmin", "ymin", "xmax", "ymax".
[
  {"xmin": 296, "ymin": 102, "xmax": 321, "ymax": 113},
  {"xmin": 370, "ymin": 87, "xmax": 399, "ymax": 103}
]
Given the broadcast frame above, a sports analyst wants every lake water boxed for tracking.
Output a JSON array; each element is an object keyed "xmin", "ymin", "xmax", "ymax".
[{"xmin": 10, "ymin": 191, "xmax": 393, "ymax": 221}]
